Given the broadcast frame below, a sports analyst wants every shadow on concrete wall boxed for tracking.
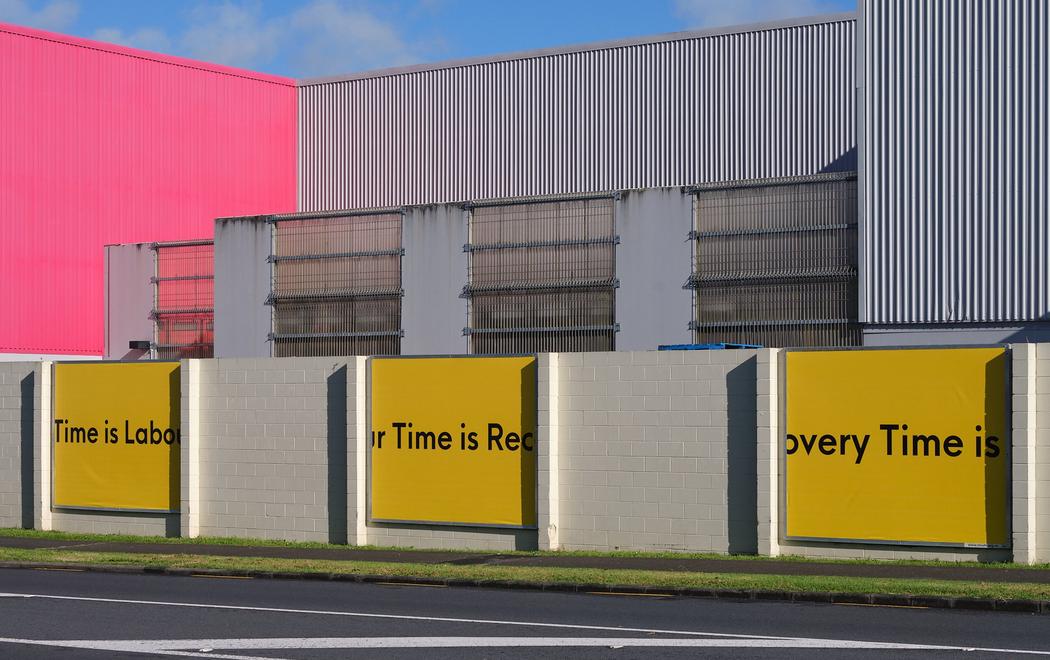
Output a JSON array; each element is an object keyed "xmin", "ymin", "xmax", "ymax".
[
  {"xmin": 327, "ymin": 366, "xmax": 348, "ymax": 545},
  {"xmin": 726, "ymin": 356, "xmax": 758, "ymax": 554},
  {"xmin": 20, "ymin": 372, "xmax": 35, "ymax": 529}
]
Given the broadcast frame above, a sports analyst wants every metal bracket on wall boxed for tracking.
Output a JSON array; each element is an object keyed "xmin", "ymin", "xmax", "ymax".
[
  {"xmin": 264, "ymin": 207, "xmax": 406, "ymax": 223},
  {"xmin": 463, "ymin": 323, "xmax": 619, "ymax": 337},
  {"xmin": 463, "ymin": 236, "xmax": 619, "ymax": 252},
  {"xmin": 689, "ymin": 319, "xmax": 853, "ymax": 330},
  {"xmin": 265, "ymin": 289, "xmax": 405, "ymax": 305},
  {"xmin": 686, "ymin": 171, "xmax": 857, "ymax": 193},
  {"xmin": 460, "ymin": 278, "xmax": 620, "ymax": 298},
  {"xmin": 461, "ymin": 190, "xmax": 620, "ymax": 210},
  {"xmin": 688, "ymin": 224, "xmax": 853, "ymax": 240},
  {"xmin": 149, "ymin": 307, "xmax": 214, "ymax": 319},
  {"xmin": 684, "ymin": 268, "xmax": 856, "ymax": 289},
  {"xmin": 149, "ymin": 239, "xmax": 214, "ymax": 250},
  {"xmin": 268, "ymin": 330, "xmax": 404, "ymax": 341},
  {"xmin": 267, "ymin": 248, "xmax": 404, "ymax": 263},
  {"xmin": 150, "ymin": 275, "xmax": 214, "ymax": 283}
]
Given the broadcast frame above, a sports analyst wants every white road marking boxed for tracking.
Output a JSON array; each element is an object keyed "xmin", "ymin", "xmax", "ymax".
[
  {"xmin": 0, "ymin": 635, "xmax": 1048, "ymax": 658},
  {"xmin": 0, "ymin": 592, "xmax": 1047, "ymax": 657}
]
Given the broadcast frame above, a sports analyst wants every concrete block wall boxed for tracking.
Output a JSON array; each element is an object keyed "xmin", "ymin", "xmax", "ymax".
[
  {"xmin": 50, "ymin": 510, "xmax": 178, "ymax": 536},
  {"xmin": 551, "ymin": 349, "xmax": 758, "ymax": 553},
  {"xmin": 195, "ymin": 357, "xmax": 352, "ymax": 543},
  {"xmin": 1034, "ymin": 344, "xmax": 1050, "ymax": 561},
  {"xmin": 756, "ymin": 349, "xmax": 779, "ymax": 557},
  {"xmin": 537, "ymin": 354, "xmax": 558, "ymax": 550},
  {"xmin": 1012, "ymin": 343, "xmax": 1038, "ymax": 563},
  {"xmin": 6, "ymin": 345, "xmax": 1050, "ymax": 562},
  {"xmin": 365, "ymin": 524, "xmax": 534, "ymax": 551},
  {"xmin": 0, "ymin": 362, "xmax": 35, "ymax": 529}
]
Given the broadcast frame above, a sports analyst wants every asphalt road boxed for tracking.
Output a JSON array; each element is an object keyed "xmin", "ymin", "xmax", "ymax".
[{"xmin": 0, "ymin": 568, "xmax": 1048, "ymax": 659}]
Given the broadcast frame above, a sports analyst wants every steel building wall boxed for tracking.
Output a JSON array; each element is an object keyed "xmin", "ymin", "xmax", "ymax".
[
  {"xmin": 0, "ymin": 23, "xmax": 297, "ymax": 356},
  {"xmin": 861, "ymin": 0, "xmax": 1050, "ymax": 325},
  {"xmin": 298, "ymin": 15, "xmax": 856, "ymax": 211}
]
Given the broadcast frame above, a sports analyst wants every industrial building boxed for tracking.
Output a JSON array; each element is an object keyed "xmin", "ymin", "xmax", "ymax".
[{"xmin": 3, "ymin": 1, "xmax": 1048, "ymax": 360}]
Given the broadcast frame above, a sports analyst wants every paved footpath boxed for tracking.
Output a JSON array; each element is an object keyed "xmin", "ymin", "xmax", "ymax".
[{"xmin": 3, "ymin": 536, "xmax": 1050, "ymax": 584}]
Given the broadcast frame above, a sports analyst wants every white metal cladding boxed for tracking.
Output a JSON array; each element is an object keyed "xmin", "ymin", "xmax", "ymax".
[
  {"xmin": 298, "ymin": 16, "xmax": 856, "ymax": 211},
  {"xmin": 861, "ymin": 0, "xmax": 1050, "ymax": 324}
]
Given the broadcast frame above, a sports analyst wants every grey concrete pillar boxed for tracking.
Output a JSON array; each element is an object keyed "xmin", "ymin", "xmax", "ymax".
[
  {"xmin": 614, "ymin": 189, "xmax": 693, "ymax": 351},
  {"xmin": 104, "ymin": 243, "xmax": 154, "ymax": 360},
  {"xmin": 214, "ymin": 217, "xmax": 272, "ymax": 358},
  {"xmin": 401, "ymin": 205, "xmax": 469, "ymax": 355}
]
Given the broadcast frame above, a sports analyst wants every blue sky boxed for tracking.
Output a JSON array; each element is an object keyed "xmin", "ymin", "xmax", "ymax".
[{"xmin": 0, "ymin": 0, "xmax": 856, "ymax": 78}]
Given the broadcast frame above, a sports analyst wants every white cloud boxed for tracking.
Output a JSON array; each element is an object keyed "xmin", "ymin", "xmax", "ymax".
[
  {"xmin": 290, "ymin": 0, "xmax": 420, "ymax": 76},
  {"xmin": 93, "ymin": 1, "xmax": 433, "ymax": 77},
  {"xmin": 180, "ymin": 2, "xmax": 283, "ymax": 70},
  {"xmin": 674, "ymin": 0, "xmax": 849, "ymax": 29},
  {"xmin": 92, "ymin": 26, "xmax": 172, "ymax": 53},
  {"xmin": 0, "ymin": 0, "xmax": 78, "ymax": 31}
]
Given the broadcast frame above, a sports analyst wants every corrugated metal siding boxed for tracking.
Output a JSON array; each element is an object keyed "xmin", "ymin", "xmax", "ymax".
[
  {"xmin": 298, "ymin": 18, "xmax": 856, "ymax": 211},
  {"xmin": 0, "ymin": 22, "xmax": 296, "ymax": 355},
  {"xmin": 862, "ymin": 1, "xmax": 1050, "ymax": 324}
]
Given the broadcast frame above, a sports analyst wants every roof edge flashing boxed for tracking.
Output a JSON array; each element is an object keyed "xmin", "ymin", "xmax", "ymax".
[
  {"xmin": 0, "ymin": 21, "xmax": 295, "ymax": 86},
  {"xmin": 297, "ymin": 11, "xmax": 857, "ymax": 86}
]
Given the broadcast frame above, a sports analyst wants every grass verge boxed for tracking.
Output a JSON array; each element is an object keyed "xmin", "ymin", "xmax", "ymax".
[
  {"xmin": 0, "ymin": 546, "xmax": 1048, "ymax": 603},
  {"xmin": 3, "ymin": 528, "xmax": 1049, "ymax": 572}
]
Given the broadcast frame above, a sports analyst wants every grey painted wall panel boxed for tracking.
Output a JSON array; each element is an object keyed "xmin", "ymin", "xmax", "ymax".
[
  {"xmin": 615, "ymin": 189, "xmax": 694, "ymax": 350},
  {"xmin": 298, "ymin": 18, "xmax": 856, "ymax": 211},
  {"xmin": 401, "ymin": 206, "xmax": 469, "ymax": 355},
  {"xmin": 214, "ymin": 218, "xmax": 272, "ymax": 359},
  {"xmin": 861, "ymin": 0, "xmax": 1050, "ymax": 324},
  {"xmin": 103, "ymin": 244, "xmax": 154, "ymax": 360}
]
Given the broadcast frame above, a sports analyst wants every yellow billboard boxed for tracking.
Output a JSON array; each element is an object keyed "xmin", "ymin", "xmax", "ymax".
[
  {"xmin": 370, "ymin": 356, "xmax": 537, "ymax": 527},
  {"xmin": 785, "ymin": 347, "xmax": 1008, "ymax": 547},
  {"xmin": 53, "ymin": 362, "xmax": 181, "ymax": 512}
]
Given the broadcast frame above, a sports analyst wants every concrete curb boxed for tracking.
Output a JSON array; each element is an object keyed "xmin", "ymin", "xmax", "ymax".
[{"xmin": 2, "ymin": 560, "xmax": 1049, "ymax": 614}]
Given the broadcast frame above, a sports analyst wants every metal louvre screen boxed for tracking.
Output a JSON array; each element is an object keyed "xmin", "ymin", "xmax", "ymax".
[
  {"xmin": 270, "ymin": 212, "xmax": 403, "ymax": 357},
  {"xmin": 152, "ymin": 241, "xmax": 214, "ymax": 359},
  {"xmin": 465, "ymin": 196, "xmax": 617, "ymax": 354},
  {"xmin": 690, "ymin": 174, "xmax": 859, "ymax": 347}
]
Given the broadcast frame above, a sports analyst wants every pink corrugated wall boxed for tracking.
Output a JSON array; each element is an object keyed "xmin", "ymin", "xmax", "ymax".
[{"xmin": 0, "ymin": 23, "xmax": 296, "ymax": 355}]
